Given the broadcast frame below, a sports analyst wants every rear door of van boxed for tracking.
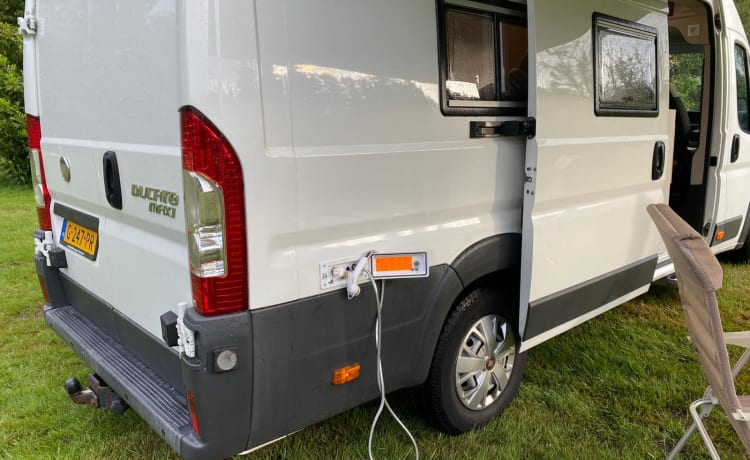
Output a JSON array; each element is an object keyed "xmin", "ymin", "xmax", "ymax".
[
  {"xmin": 31, "ymin": 0, "xmax": 189, "ymax": 340},
  {"xmin": 706, "ymin": 0, "xmax": 750, "ymax": 251},
  {"xmin": 520, "ymin": 0, "xmax": 669, "ymax": 348}
]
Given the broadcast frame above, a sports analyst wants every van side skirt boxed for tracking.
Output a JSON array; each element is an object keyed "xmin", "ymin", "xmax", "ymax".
[{"xmin": 523, "ymin": 256, "xmax": 657, "ymax": 340}]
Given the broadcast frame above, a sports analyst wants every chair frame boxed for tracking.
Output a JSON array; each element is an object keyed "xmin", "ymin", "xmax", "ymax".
[{"xmin": 647, "ymin": 203, "xmax": 750, "ymax": 459}]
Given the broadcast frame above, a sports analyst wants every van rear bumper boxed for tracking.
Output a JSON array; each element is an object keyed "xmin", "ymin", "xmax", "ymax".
[
  {"xmin": 37, "ymin": 253, "xmax": 253, "ymax": 460},
  {"xmin": 44, "ymin": 305, "xmax": 196, "ymax": 452}
]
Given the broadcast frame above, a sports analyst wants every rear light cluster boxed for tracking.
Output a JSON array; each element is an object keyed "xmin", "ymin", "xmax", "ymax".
[
  {"xmin": 180, "ymin": 107, "xmax": 248, "ymax": 316},
  {"xmin": 27, "ymin": 115, "xmax": 51, "ymax": 230}
]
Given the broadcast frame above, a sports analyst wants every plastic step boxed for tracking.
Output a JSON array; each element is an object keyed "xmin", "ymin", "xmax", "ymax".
[{"xmin": 45, "ymin": 305, "xmax": 191, "ymax": 451}]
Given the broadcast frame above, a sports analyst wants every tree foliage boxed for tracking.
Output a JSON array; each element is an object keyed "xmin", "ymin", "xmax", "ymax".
[{"xmin": 0, "ymin": 1, "xmax": 26, "ymax": 184}]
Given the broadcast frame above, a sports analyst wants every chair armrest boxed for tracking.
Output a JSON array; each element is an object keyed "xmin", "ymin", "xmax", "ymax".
[{"xmin": 725, "ymin": 331, "xmax": 750, "ymax": 349}]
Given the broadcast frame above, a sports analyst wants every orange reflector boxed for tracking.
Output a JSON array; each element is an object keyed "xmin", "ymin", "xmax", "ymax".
[
  {"xmin": 716, "ymin": 231, "xmax": 725, "ymax": 241},
  {"xmin": 37, "ymin": 274, "xmax": 50, "ymax": 304},
  {"xmin": 187, "ymin": 390, "xmax": 200, "ymax": 436},
  {"xmin": 332, "ymin": 364, "xmax": 361, "ymax": 385},
  {"xmin": 375, "ymin": 256, "xmax": 412, "ymax": 272}
]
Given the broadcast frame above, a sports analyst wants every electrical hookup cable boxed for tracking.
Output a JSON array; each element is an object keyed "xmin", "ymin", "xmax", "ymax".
[{"xmin": 363, "ymin": 269, "xmax": 419, "ymax": 460}]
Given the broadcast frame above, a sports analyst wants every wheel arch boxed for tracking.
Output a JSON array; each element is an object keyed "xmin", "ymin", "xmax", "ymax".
[{"xmin": 411, "ymin": 233, "xmax": 522, "ymax": 386}]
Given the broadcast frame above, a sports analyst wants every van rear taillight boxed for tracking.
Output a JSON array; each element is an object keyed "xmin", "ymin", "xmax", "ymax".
[
  {"xmin": 180, "ymin": 107, "xmax": 248, "ymax": 316},
  {"xmin": 27, "ymin": 115, "xmax": 51, "ymax": 230}
]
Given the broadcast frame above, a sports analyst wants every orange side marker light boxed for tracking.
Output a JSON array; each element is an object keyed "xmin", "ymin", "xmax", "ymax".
[
  {"xmin": 332, "ymin": 364, "xmax": 361, "ymax": 385},
  {"xmin": 716, "ymin": 231, "xmax": 726, "ymax": 241}
]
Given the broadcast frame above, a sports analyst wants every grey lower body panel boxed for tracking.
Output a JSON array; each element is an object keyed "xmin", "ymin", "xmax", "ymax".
[
  {"xmin": 38, "ymin": 255, "xmax": 465, "ymax": 457},
  {"xmin": 247, "ymin": 264, "xmax": 464, "ymax": 446},
  {"xmin": 39, "ymin": 270, "xmax": 253, "ymax": 460},
  {"xmin": 523, "ymin": 256, "xmax": 658, "ymax": 340}
]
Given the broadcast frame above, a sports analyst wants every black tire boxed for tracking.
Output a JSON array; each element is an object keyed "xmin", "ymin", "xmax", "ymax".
[
  {"xmin": 421, "ymin": 286, "xmax": 528, "ymax": 434},
  {"xmin": 732, "ymin": 231, "xmax": 750, "ymax": 261}
]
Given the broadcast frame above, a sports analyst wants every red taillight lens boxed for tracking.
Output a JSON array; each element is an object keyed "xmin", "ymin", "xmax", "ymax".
[
  {"xmin": 186, "ymin": 390, "xmax": 201, "ymax": 436},
  {"xmin": 37, "ymin": 274, "xmax": 50, "ymax": 303},
  {"xmin": 181, "ymin": 107, "xmax": 248, "ymax": 316},
  {"xmin": 27, "ymin": 115, "xmax": 51, "ymax": 230}
]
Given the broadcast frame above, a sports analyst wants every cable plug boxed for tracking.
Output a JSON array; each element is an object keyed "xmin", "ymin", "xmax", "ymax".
[{"xmin": 347, "ymin": 252, "xmax": 373, "ymax": 300}]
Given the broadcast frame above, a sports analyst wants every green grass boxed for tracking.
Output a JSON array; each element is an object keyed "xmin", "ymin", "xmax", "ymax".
[{"xmin": 1, "ymin": 184, "xmax": 749, "ymax": 459}]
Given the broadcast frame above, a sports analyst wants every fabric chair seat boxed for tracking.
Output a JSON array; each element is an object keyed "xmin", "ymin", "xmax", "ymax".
[{"xmin": 647, "ymin": 203, "xmax": 750, "ymax": 459}]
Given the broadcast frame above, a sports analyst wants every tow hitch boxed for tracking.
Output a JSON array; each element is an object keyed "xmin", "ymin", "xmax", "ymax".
[{"xmin": 64, "ymin": 374, "xmax": 129, "ymax": 415}]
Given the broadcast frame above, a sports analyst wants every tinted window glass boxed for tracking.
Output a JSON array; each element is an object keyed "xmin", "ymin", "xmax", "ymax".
[
  {"xmin": 445, "ymin": 10, "xmax": 496, "ymax": 101},
  {"xmin": 736, "ymin": 45, "xmax": 750, "ymax": 131},
  {"xmin": 501, "ymin": 22, "xmax": 528, "ymax": 101},
  {"xmin": 439, "ymin": 3, "xmax": 528, "ymax": 115}
]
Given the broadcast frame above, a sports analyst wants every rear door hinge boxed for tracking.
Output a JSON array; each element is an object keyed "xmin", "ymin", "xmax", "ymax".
[
  {"xmin": 470, "ymin": 117, "xmax": 536, "ymax": 139},
  {"xmin": 17, "ymin": 14, "xmax": 36, "ymax": 36},
  {"xmin": 34, "ymin": 230, "xmax": 67, "ymax": 268}
]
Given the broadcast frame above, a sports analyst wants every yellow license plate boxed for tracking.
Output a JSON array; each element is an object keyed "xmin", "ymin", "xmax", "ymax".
[{"xmin": 61, "ymin": 219, "xmax": 99, "ymax": 259}]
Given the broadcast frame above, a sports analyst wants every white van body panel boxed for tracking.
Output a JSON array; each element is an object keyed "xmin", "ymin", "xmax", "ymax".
[
  {"xmin": 520, "ymin": 0, "xmax": 668, "ymax": 337},
  {"xmin": 258, "ymin": 1, "xmax": 525, "ymax": 301},
  {"xmin": 35, "ymin": 0, "xmax": 188, "ymax": 338},
  {"xmin": 179, "ymin": 0, "xmax": 301, "ymax": 309},
  {"xmin": 27, "ymin": 0, "xmax": 750, "ymax": 457},
  {"xmin": 181, "ymin": 0, "xmax": 527, "ymax": 308},
  {"xmin": 707, "ymin": 0, "xmax": 750, "ymax": 252}
]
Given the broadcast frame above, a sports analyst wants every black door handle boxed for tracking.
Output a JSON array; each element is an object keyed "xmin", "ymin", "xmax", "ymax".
[
  {"xmin": 103, "ymin": 151, "xmax": 123, "ymax": 209},
  {"xmin": 652, "ymin": 141, "xmax": 665, "ymax": 180},
  {"xmin": 731, "ymin": 134, "xmax": 740, "ymax": 163}
]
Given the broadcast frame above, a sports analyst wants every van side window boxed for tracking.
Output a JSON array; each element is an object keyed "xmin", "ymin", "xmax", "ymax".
[
  {"xmin": 735, "ymin": 44, "xmax": 750, "ymax": 131},
  {"xmin": 438, "ymin": 1, "xmax": 528, "ymax": 116},
  {"xmin": 594, "ymin": 14, "xmax": 658, "ymax": 117}
]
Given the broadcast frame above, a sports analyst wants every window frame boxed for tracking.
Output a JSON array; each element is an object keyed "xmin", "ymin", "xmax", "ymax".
[
  {"xmin": 593, "ymin": 13, "xmax": 660, "ymax": 118},
  {"xmin": 436, "ymin": 0, "xmax": 528, "ymax": 117},
  {"xmin": 734, "ymin": 43, "xmax": 750, "ymax": 133}
]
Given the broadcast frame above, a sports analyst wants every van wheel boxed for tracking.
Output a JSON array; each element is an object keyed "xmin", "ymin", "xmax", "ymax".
[{"xmin": 422, "ymin": 287, "xmax": 527, "ymax": 434}]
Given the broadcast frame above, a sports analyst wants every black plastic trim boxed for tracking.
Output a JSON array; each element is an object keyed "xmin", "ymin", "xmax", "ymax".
[
  {"xmin": 102, "ymin": 151, "xmax": 123, "ymax": 210},
  {"xmin": 652, "ymin": 141, "xmax": 666, "ymax": 180},
  {"xmin": 450, "ymin": 233, "xmax": 521, "ymax": 288},
  {"xmin": 34, "ymin": 252, "xmax": 67, "ymax": 308},
  {"xmin": 735, "ymin": 202, "xmax": 750, "ymax": 250},
  {"xmin": 56, "ymin": 274, "xmax": 183, "ymax": 394},
  {"xmin": 39, "ymin": 268, "xmax": 253, "ymax": 460},
  {"xmin": 53, "ymin": 202, "xmax": 100, "ymax": 231},
  {"xmin": 246, "ymin": 264, "xmax": 462, "ymax": 446},
  {"xmin": 523, "ymin": 256, "xmax": 657, "ymax": 340},
  {"xmin": 45, "ymin": 305, "xmax": 192, "ymax": 453}
]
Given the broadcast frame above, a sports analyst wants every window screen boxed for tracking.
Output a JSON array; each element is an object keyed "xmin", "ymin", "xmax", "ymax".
[
  {"xmin": 439, "ymin": 1, "xmax": 527, "ymax": 116},
  {"xmin": 445, "ymin": 10, "xmax": 497, "ymax": 101},
  {"xmin": 594, "ymin": 15, "xmax": 658, "ymax": 116}
]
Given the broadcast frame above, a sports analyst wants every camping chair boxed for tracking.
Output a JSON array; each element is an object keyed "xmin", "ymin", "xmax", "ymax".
[{"xmin": 647, "ymin": 203, "xmax": 750, "ymax": 459}]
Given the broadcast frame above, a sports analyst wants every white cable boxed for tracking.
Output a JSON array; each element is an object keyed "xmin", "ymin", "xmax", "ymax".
[{"xmin": 365, "ymin": 270, "xmax": 419, "ymax": 460}]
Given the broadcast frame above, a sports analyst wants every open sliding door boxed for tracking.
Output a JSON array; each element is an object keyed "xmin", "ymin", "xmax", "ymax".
[
  {"xmin": 520, "ymin": 0, "xmax": 670, "ymax": 349},
  {"xmin": 704, "ymin": 0, "xmax": 750, "ymax": 253}
]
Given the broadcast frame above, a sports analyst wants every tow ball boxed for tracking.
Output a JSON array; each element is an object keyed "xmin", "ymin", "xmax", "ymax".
[{"xmin": 64, "ymin": 374, "xmax": 129, "ymax": 416}]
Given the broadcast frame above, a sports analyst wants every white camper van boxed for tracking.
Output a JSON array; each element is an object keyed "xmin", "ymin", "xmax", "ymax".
[{"xmin": 22, "ymin": 0, "xmax": 750, "ymax": 457}]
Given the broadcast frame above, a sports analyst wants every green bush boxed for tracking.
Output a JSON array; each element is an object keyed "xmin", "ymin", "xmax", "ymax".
[
  {"xmin": 0, "ymin": 8, "xmax": 27, "ymax": 185},
  {"xmin": 0, "ymin": 21, "xmax": 22, "ymax": 68},
  {"xmin": 0, "ymin": 46, "xmax": 27, "ymax": 185}
]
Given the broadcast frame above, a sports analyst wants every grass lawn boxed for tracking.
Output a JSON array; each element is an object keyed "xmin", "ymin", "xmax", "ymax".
[{"xmin": 1, "ymin": 183, "xmax": 749, "ymax": 459}]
